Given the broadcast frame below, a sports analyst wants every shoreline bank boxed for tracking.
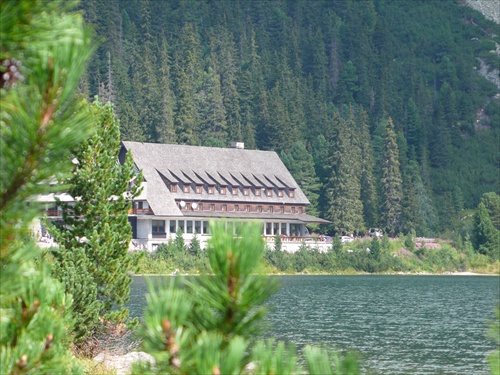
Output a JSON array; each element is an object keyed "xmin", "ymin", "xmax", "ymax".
[{"xmin": 133, "ymin": 271, "xmax": 499, "ymax": 277}]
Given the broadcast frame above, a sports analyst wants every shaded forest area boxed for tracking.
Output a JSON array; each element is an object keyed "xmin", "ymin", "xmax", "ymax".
[{"xmin": 79, "ymin": 0, "xmax": 500, "ymax": 237}]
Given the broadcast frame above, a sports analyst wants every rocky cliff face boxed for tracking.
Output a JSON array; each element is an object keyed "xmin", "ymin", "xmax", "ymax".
[
  {"xmin": 465, "ymin": 0, "xmax": 500, "ymax": 24},
  {"xmin": 465, "ymin": 0, "xmax": 500, "ymax": 92}
]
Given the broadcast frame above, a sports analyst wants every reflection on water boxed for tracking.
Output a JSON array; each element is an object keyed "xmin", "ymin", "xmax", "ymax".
[{"xmin": 128, "ymin": 275, "xmax": 499, "ymax": 374}]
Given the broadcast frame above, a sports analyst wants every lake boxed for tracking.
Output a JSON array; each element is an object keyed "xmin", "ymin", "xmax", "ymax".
[{"xmin": 127, "ymin": 275, "xmax": 499, "ymax": 374}]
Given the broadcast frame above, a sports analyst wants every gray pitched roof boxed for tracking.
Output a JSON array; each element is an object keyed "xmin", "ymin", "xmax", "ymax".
[{"xmin": 122, "ymin": 141, "xmax": 311, "ymax": 216}]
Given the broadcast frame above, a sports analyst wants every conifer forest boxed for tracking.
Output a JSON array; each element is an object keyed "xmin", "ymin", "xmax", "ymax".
[{"xmin": 80, "ymin": 0, "xmax": 499, "ymax": 237}]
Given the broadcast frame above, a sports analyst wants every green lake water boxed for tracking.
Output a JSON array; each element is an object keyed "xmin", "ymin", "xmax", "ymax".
[{"xmin": 127, "ymin": 275, "xmax": 499, "ymax": 374}]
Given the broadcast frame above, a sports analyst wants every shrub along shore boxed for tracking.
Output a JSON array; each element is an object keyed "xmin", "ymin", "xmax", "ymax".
[{"xmin": 136, "ymin": 234, "xmax": 500, "ymax": 276}]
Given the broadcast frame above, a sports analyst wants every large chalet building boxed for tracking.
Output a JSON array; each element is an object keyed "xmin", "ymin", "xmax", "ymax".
[{"xmin": 40, "ymin": 141, "xmax": 330, "ymax": 251}]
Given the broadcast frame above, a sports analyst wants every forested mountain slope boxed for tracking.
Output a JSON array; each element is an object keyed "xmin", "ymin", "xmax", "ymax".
[{"xmin": 78, "ymin": 0, "xmax": 499, "ymax": 237}]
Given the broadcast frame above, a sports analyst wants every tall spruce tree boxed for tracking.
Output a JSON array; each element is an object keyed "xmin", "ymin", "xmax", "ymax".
[
  {"xmin": 49, "ymin": 100, "xmax": 143, "ymax": 343},
  {"xmin": 325, "ymin": 112, "xmax": 365, "ymax": 235},
  {"xmin": 473, "ymin": 192, "xmax": 500, "ymax": 260},
  {"xmin": 357, "ymin": 108, "xmax": 378, "ymax": 228},
  {"xmin": 1, "ymin": 0, "xmax": 94, "ymax": 372},
  {"xmin": 380, "ymin": 117, "xmax": 403, "ymax": 236},
  {"xmin": 156, "ymin": 38, "xmax": 177, "ymax": 144},
  {"xmin": 281, "ymin": 141, "xmax": 321, "ymax": 220}
]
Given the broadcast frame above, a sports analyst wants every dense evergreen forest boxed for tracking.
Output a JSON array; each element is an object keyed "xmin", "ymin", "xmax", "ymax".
[{"xmin": 78, "ymin": 0, "xmax": 499, "ymax": 237}]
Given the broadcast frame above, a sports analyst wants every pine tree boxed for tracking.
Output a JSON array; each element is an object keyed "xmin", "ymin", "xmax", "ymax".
[
  {"xmin": 357, "ymin": 108, "xmax": 378, "ymax": 228},
  {"xmin": 197, "ymin": 67, "xmax": 228, "ymax": 143},
  {"xmin": 281, "ymin": 141, "xmax": 321, "ymax": 220},
  {"xmin": 1, "ymin": 1, "xmax": 94, "ymax": 372},
  {"xmin": 173, "ymin": 23, "xmax": 203, "ymax": 145},
  {"xmin": 405, "ymin": 98, "xmax": 423, "ymax": 161},
  {"xmin": 325, "ymin": 111, "xmax": 365, "ymax": 235},
  {"xmin": 156, "ymin": 38, "xmax": 176, "ymax": 144},
  {"xmin": 210, "ymin": 26, "xmax": 242, "ymax": 142},
  {"xmin": 49, "ymin": 100, "xmax": 143, "ymax": 343},
  {"xmin": 473, "ymin": 193, "xmax": 500, "ymax": 260},
  {"xmin": 401, "ymin": 167, "xmax": 419, "ymax": 235},
  {"xmin": 380, "ymin": 117, "xmax": 403, "ymax": 236}
]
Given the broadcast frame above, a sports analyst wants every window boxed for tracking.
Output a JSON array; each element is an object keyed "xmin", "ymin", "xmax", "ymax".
[
  {"xmin": 199, "ymin": 203, "xmax": 204, "ymax": 211},
  {"xmin": 210, "ymin": 204, "xmax": 215, "ymax": 211},
  {"xmin": 235, "ymin": 204, "xmax": 239, "ymax": 212},
  {"xmin": 183, "ymin": 185, "xmax": 190, "ymax": 193},
  {"xmin": 269, "ymin": 206, "xmax": 274, "ymax": 213},
  {"xmin": 280, "ymin": 206, "xmax": 284, "ymax": 213},
  {"xmin": 257, "ymin": 206, "xmax": 262, "ymax": 213},
  {"xmin": 194, "ymin": 221, "xmax": 201, "ymax": 234},
  {"xmin": 203, "ymin": 221, "xmax": 209, "ymax": 234},
  {"xmin": 220, "ymin": 186, "xmax": 226, "ymax": 195},
  {"xmin": 266, "ymin": 189, "xmax": 273, "ymax": 197},
  {"xmin": 298, "ymin": 207, "xmax": 303, "ymax": 214},
  {"xmin": 152, "ymin": 220, "xmax": 165, "ymax": 234},
  {"xmin": 273, "ymin": 222, "xmax": 279, "ymax": 235},
  {"xmin": 265, "ymin": 222, "xmax": 272, "ymax": 235},
  {"xmin": 178, "ymin": 220, "xmax": 185, "ymax": 233},
  {"xmin": 281, "ymin": 223, "xmax": 287, "ymax": 235},
  {"xmin": 255, "ymin": 188, "xmax": 261, "ymax": 196},
  {"xmin": 246, "ymin": 205, "xmax": 251, "ymax": 212},
  {"xmin": 289, "ymin": 189, "xmax": 295, "ymax": 198},
  {"xmin": 208, "ymin": 186, "xmax": 215, "ymax": 194},
  {"xmin": 186, "ymin": 202, "xmax": 192, "ymax": 210},
  {"xmin": 244, "ymin": 188, "xmax": 250, "ymax": 196},
  {"xmin": 232, "ymin": 187, "xmax": 238, "ymax": 195},
  {"xmin": 196, "ymin": 185, "xmax": 202, "ymax": 194},
  {"xmin": 292, "ymin": 207, "xmax": 296, "ymax": 214},
  {"xmin": 278, "ymin": 189, "xmax": 284, "ymax": 197},
  {"xmin": 186, "ymin": 220, "xmax": 193, "ymax": 233},
  {"xmin": 222, "ymin": 204, "xmax": 227, "ymax": 211},
  {"xmin": 137, "ymin": 201, "xmax": 144, "ymax": 209},
  {"xmin": 170, "ymin": 184, "xmax": 178, "ymax": 193},
  {"xmin": 169, "ymin": 220, "xmax": 176, "ymax": 234}
]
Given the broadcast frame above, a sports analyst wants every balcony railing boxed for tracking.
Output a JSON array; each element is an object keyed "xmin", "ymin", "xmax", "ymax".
[
  {"xmin": 46, "ymin": 209, "xmax": 63, "ymax": 217},
  {"xmin": 129, "ymin": 207, "xmax": 154, "ymax": 215}
]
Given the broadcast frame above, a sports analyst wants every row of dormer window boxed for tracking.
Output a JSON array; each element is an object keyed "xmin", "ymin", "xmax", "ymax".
[
  {"xmin": 176, "ymin": 201, "xmax": 304, "ymax": 214},
  {"xmin": 169, "ymin": 183, "xmax": 294, "ymax": 198}
]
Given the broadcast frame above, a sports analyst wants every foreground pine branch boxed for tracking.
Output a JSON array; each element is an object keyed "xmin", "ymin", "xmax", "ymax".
[
  {"xmin": 0, "ymin": 1, "xmax": 95, "ymax": 374},
  {"xmin": 133, "ymin": 221, "xmax": 360, "ymax": 375}
]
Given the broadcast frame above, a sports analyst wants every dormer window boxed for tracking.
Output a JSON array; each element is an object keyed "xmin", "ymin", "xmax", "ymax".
[
  {"xmin": 289, "ymin": 189, "xmax": 295, "ymax": 198},
  {"xmin": 232, "ymin": 187, "xmax": 238, "ymax": 195},
  {"xmin": 244, "ymin": 188, "xmax": 250, "ymax": 196},
  {"xmin": 183, "ymin": 185, "xmax": 190, "ymax": 193},
  {"xmin": 208, "ymin": 186, "xmax": 215, "ymax": 194},
  {"xmin": 266, "ymin": 189, "xmax": 273, "ymax": 197},
  {"xmin": 278, "ymin": 189, "xmax": 284, "ymax": 197},
  {"xmin": 255, "ymin": 188, "xmax": 261, "ymax": 196},
  {"xmin": 220, "ymin": 186, "xmax": 226, "ymax": 195},
  {"xmin": 195, "ymin": 185, "xmax": 202, "ymax": 194},
  {"xmin": 170, "ymin": 184, "xmax": 178, "ymax": 193}
]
